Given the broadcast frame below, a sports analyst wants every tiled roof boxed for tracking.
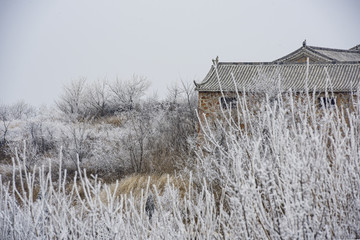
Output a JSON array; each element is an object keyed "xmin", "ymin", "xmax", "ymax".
[
  {"xmin": 195, "ymin": 62, "xmax": 360, "ymax": 92},
  {"xmin": 274, "ymin": 45, "xmax": 360, "ymax": 63},
  {"xmin": 309, "ymin": 46, "xmax": 360, "ymax": 62},
  {"xmin": 349, "ymin": 44, "xmax": 360, "ymax": 51}
]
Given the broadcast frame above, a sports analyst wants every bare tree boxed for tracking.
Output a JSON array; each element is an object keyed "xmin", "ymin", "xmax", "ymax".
[
  {"xmin": 180, "ymin": 79, "xmax": 197, "ymax": 133},
  {"xmin": 60, "ymin": 122, "xmax": 93, "ymax": 167},
  {"xmin": 122, "ymin": 111, "xmax": 152, "ymax": 172},
  {"xmin": 0, "ymin": 104, "xmax": 11, "ymax": 145},
  {"xmin": 10, "ymin": 100, "xmax": 35, "ymax": 119},
  {"xmin": 110, "ymin": 75, "xmax": 150, "ymax": 111},
  {"xmin": 84, "ymin": 79, "xmax": 112, "ymax": 117},
  {"xmin": 139, "ymin": 82, "xmax": 197, "ymax": 172},
  {"xmin": 56, "ymin": 78, "xmax": 87, "ymax": 118}
]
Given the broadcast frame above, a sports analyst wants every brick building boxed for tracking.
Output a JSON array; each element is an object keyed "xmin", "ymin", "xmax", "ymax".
[{"xmin": 194, "ymin": 41, "xmax": 360, "ymax": 129}]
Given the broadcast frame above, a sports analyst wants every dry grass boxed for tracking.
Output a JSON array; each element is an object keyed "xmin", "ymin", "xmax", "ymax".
[
  {"xmin": 100, "ymin": 173, "xmax": 191, "ymax": 203},
  {"xmin": 102, "ymin": 115, "xmax": 124, "ymax": 127}
]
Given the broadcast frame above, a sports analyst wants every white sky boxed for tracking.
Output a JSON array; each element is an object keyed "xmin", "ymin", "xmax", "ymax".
[{"xmin": 0, "ymin": 0, "xmax": 359, "ymax": 106}]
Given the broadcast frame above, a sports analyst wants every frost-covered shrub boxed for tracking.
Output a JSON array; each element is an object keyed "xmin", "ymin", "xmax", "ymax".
[
  {"xmin": 0, "ymin": 155, "xmax": 215, "ymax": 239},
  {"xmin": 195, "ymin": 89, "xmax": 360, "ymax": 239},
  {"xmin": 59, "ymin": 121, "xmax": 94, "ymax": 167},
  {"xmin": 9, "ymin": 100, "xmax": 36, "ymax": 120},
  {"xmin": 85, "ymin": 123, "xmax": 130, "ymax": 177},
  {"xmin": 142, "ymin": 83, "xmax": 197, "ymax": 172},
  {"xmin": 2, "ymin": 70, "xmax": 359, "ymax": 238},
  {"xmin": 2, "ymin": 112, "xmax": 59, "ymax": 170},
  {"xmin": 0, "ymin": 86, "xmax": 359, "ymax": 239}
]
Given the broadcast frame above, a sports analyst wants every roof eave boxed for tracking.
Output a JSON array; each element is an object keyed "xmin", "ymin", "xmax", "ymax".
[{"xmin": 197, "ymin": 89, "xmax": 357, "ymax": 93}]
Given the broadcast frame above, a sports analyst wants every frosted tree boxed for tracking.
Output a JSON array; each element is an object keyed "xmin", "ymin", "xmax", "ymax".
[
  {"xmin": 0, "ymin": 68, "xmax": 359, "ymax": 239},
  {"xmin": 194, "ymin": 65, "xmax": 360, "ymax": 238},
  {"xmin": 56, "ymin": 77, "xmax": 87, "ymax": 119},
  {"xmin": 0, "ymin": 104, "xmax": 11, "ymax": 145},
  {"xmin": 109, "ymin": 75, "xmax": 150, "ymax": 112},
  {"xmin": 84, "ymin": 79, "xmax": 113, "ymax": 117}
]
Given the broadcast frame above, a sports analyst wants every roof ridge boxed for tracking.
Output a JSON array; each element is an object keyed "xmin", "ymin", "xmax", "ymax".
[
  {"xmin": 349, "ymin": 44, "xmax": 360, "ymax": 51},
  {"xmin": 273, "ymin": 44, "xmax": 360, "ymax": 63},
  {"xmin": 272, "ymin": 46, "xmax": 334, "ymax": 62},
  {"xmin": 305, "ymin": 46, "xmax": 336, "ymax": 61},
  {"xmin": 218, "ymin": 61, "xmax": 360, "ymax": 65},
  {"xmin": 309, "ymin": 45, "xmax": 360, "ymax": 53}
]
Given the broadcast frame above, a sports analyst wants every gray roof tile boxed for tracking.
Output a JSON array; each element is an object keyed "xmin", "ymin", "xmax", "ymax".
[
  {"xmin": 195, "ymin": 62, "xmax": 360, "ymax": 92},
  {"xmin": 274, "ymin": 45, "xmax": 360, "ymax": 63},
  {"xmin": 310, "ymin": 46, "xmax": 360, "ymax": 62}
]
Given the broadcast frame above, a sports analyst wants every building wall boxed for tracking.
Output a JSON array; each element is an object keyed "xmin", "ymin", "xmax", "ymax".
[
  {"xmin": 197, "ymin": 91, "xmax": 358, "ymax": 135},
  {"xmin": 198, "ymin": 91, "xmax": 222, "ymax": 121},
  {"xmin": 197, "ymin": 91, "xmax": 251, "ymax": 136}
]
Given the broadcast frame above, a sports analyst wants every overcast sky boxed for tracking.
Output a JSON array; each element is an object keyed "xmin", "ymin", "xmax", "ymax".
[{"xmin": 0, "ymin": 0, "xmax": 359, "ymax": 106}]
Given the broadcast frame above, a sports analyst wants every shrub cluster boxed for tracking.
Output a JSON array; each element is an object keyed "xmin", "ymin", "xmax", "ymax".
[
  {"xmin": 0, "ymin": 77, "xmax": 197, "ymax": 179},
  {"xmin": 0, "ymin": 74, "xmax": 359, "ymax": 238}
]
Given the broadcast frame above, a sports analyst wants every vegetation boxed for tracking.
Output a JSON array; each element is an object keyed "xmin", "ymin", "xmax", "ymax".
[
  {"xmin": 1, "ymin": 76, "xmax": 197, "ymax": 179},
  {"xmin": 0, "ymin": 74, "xmax": 359, "ymax": 238}
]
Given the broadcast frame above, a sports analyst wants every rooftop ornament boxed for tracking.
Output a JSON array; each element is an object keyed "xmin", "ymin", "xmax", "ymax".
[{"xmin": 212, "ymin": 56, "xmax": 219, "ymax": 66}]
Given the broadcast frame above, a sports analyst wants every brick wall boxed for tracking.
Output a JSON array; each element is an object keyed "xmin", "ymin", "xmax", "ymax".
[{"xmin": 196, "ymin": 91, "xmax": 358, "ymax": 137}]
